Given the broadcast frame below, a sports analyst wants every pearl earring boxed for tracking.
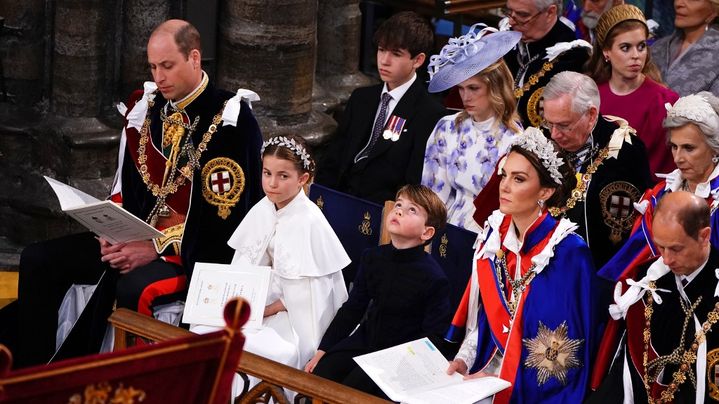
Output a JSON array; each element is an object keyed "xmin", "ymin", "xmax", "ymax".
[{"xmin": 713, "ymin": 155, "xmax": 719, "ymax": 164}]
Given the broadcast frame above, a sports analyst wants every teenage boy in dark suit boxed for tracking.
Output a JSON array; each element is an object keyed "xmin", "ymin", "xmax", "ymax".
[{"xmin": 316, "ymin": 11, "xmax": 447, "ymax": 205}]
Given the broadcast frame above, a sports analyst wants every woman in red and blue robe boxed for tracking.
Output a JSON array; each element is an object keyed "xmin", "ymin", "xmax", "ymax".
[{"xmin": 447, "ymin": 128, "xmax": 600, "ymax": 403}]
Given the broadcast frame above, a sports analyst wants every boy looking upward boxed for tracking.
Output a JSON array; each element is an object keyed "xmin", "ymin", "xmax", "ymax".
[
  {"xmin": 305, "ymin": 184, "xmax": 452, "ymax": 398},
  {"xmin": 316, "ymin": 11, "xmax": 447, "ymax": 204}
]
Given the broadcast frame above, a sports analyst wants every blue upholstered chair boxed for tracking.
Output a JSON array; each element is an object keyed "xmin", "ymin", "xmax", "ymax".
[
  {"xmin": 308, "ymin": 184, "xmax": 384, "ymax": 287},
  {"xmin": 430, "ymin": 223, "xmax": 477, "ymax": 311}
]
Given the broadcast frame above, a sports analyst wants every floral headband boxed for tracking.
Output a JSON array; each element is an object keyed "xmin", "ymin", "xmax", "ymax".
[
  {"xmin": 260, "ymin": 136, "xmax": 312, "ymax": 170},
  {"xmin": 512, "ymin": 127, "xmax": 565, "ymax": 185}
]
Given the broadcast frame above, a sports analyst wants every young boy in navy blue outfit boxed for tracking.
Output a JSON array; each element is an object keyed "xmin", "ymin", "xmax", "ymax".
[
  {"xmin": 315, "ymin": 11, "xmax": 447, "ymax": 205},
  {"xmin": 305, "ymin": 184, "xmax": 451, "ymax": 398}
]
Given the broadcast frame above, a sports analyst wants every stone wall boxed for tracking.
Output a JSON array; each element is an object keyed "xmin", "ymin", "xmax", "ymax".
[{"xmin": 0, "ymin": 0, "xmax": 368, "ymax": 263}]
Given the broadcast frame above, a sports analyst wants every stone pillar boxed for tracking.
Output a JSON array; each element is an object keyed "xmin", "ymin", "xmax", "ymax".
[
  {"xmin": 0, "ymin": 0, "xmax": 55, "ymax": 253},
  {"xmin": 0, "ymin": 0, "xmax": 45, "ymax": 107},
  {"xmin": 52, "ymin": 0, "xmax": 110, "ymax": 117},
  {"xmin": 216, "ymin": 0, "xmax": 336, "ymax": 145},
  {"xmin": 49, "ymin": 0, "xmax": 117, "ymax": 192},
  {"xmin": 0, "ymin": 0, "xmax": 121, "ymax": 250},
  {"xmin": 314, "ymin": 0, "xmax": 373, "ymax": 112},
  {"xmin": 120, "ymin": 0, "xmax": 171, "ymax": 98}
]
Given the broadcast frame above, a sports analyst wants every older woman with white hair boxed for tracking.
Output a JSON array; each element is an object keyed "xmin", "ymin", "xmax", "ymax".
[
  {"xmin": 600, "ymin": 91, "xmax": 719, "ymax": 282},
  {"xmin": 593, "ymin": 91, "xmax": 719, "ymax": 392},
  {"xmin": 651, "ymin": 0, "xmax": 719, "ymax": 96}
]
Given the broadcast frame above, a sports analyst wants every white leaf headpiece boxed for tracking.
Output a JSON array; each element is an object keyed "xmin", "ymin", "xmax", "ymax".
[
  {"xmin": 512, "ymin": 127, "xmax": 565, "ymax": 185},
  {"xmin": 261, "ymin": 136, "xmax": 312, "ymax": 170}
]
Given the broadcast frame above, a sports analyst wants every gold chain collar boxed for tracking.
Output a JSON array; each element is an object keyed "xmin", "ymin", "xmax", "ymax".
[
  {"xmin": 549, "ymin": 147, "xmax": 610, "ymax": 217},
  {"xmin": 137, "ymin": 94, "xmax": 227, "ymax": 225},
  {"xmin": 513, "ymin": 61, "xmax": 555, "ymax": 99},
  {"xmin": 642, "ymin": 281, "xmax": 719, "ymax": 403}
]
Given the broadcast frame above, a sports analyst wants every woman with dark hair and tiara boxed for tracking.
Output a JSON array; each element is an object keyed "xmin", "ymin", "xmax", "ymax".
[{"xmin": 446, "ymin": 127, "xmax": 600, "ymax": 403}]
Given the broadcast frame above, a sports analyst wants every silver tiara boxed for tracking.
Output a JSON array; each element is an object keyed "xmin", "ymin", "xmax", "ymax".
[
  {"xmin": 261, "ymin": 136, "xmax": 312, "ymax": 170},
  {"xmin": 513, "ymin": 127, "xmax": 565, "ymax": 185}
]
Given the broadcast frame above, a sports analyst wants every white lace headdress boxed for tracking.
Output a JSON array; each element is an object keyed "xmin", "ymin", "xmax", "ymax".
[
  {"xmin": 261, "ymin": 136, "xmax": 312, "ymax": 170},
  {"xmin": 665, "ymin": 93, "xmax": 719, "ymax": 136},
  {"xmin": 512, "ymin": 127, "xmax": 565, "ymax": 185}
]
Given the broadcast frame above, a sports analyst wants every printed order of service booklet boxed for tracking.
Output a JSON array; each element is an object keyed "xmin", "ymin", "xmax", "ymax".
[
  {"xmin": 183, "ymin": 262, "xmax": 271, "ymax": 330},
  {"xmin": 44, "ymin": 176, "xmax": 163, "ymax": 244},
  {"xmin": 354, "ymin": 338, "xmax": 511, "ymax": 404}
]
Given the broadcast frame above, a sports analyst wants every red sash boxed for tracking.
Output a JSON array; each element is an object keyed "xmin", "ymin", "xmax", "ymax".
[{"xmin": 476, "ymin": 214, "xmax": 558, "ymax": 404}]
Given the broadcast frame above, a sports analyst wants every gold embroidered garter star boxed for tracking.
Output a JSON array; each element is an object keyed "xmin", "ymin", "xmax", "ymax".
[{"xmin": 522, "ymin": 321, "xmax": 583, "ymax": 385}]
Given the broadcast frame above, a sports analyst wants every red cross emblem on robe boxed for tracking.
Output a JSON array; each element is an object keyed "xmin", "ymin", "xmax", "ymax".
[
  {"xmin": 210, "ymin": 171, "xmax": 232, "ymax": 195},
  {"xmin": 609, "ymin": 194, "xmax": 632, "ymax": 219}
]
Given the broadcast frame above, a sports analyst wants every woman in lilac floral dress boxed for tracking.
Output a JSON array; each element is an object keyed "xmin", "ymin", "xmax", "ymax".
[{"xmin": 423, "ymin": 25, "xmax": 522, "ymax": 231}]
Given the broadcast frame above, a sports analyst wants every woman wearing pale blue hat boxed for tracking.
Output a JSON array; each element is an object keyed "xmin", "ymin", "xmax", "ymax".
[{"xmin": 422, "ymin": 25, "xmax": 523, "ymax": 232}]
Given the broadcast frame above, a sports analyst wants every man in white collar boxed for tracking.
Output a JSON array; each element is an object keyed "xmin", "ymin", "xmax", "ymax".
[
  {"xmin": 0, "ymin": 19, "xmax": 263, "ymax": 368},
  {"xmin": 590, "ymin": 191, "xmax": 719, "ymax": 402}
]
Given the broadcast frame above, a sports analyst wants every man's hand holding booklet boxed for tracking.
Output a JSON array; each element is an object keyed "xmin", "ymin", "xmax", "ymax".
[{"xmin": 44, "ymin": 176, "xmax": 163, "ymax": 244}]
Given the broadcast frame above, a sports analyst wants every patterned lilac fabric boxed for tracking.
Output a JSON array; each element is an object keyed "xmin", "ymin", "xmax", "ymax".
[{"xmin": 422, "ymin": 112, "xmax": 520, "ymax": 232}]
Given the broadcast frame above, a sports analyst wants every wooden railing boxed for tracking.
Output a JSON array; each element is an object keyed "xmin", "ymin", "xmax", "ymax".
[{"xmin": 109, "ymin": 309, "xmax": 391, "ymax": 404}]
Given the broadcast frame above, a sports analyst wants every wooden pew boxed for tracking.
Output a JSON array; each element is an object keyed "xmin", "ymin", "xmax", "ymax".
[{"xmin": 109, "ymin": 309, "xmax": 390, "ymax": 404}]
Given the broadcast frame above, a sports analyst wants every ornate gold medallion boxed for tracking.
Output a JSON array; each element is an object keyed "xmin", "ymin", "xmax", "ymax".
[
  {"xmin": 201, "ymin": 157, "xmax": 245, "ymax": 219},
  {"xmin": 708, "ymin": 348, "xmax": 719, "ymax": 400},
  {"xmin": 523, "ymin": 321, "xmax": 583, "ymax": 385},
  {"xmin": 358, "ymin": 211, "xmax": 373, "ymax": 236},
  {"xmin": 526, "ymin": 87, "xmax": 545, "ymax": 128},
  {"xmin": 439, "ymin": 233, "xmax": 449, "ymax": 258},
  {"xmin": 599, "ymin": 181, "xmax": 641, "ymax": 244}
]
